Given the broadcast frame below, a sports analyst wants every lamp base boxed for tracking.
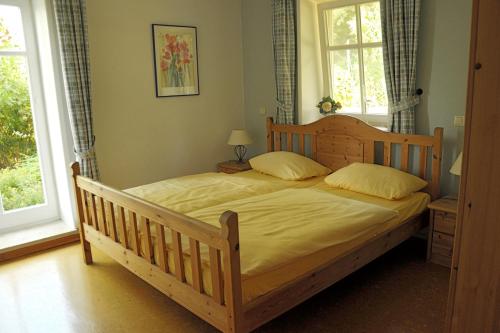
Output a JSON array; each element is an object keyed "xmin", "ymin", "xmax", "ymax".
[{"xmin": 234, "ymin": 145, "xmax": 247, "ymax": 163}]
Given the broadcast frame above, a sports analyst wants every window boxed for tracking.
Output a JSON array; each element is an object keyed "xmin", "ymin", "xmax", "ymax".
[
  {"xmin": 319, "ymin": 0, "xmax": 387, "ymax": 122},
  {"xmin": 0, "ymin": 0, "xmax": 59, "ymax": 230}
]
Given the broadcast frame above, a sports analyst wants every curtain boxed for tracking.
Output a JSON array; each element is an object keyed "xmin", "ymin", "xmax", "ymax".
[
  {"xmin": 272, "ymin": 0, "xmax": 297, "ymax": 125},
  {"xmin": 380, "ymin": 0, "xmax": 421, "ymax": 134},
  {"xmin": 53, "ymin": 0, "xmax": 99, "ymax": 180}
]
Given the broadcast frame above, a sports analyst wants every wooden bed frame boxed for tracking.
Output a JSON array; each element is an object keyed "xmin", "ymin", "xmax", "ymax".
[{"xmin": 71, "ymin": 115, "xmax": 443, "ymax": 333}]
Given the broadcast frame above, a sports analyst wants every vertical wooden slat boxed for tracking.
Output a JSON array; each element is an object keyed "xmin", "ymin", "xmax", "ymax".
[
  {"xmin": 363, "ymin": 141, "xmax": 375, "ymax": 163},
  {"xmin": 419, "ymin": 145, "xmax": 428, "ymax": 179},
  {"xmin": 209, "ymin": 247, "xmax": 224, "ymax": 304},
  {"xmin": 129, "ymin": 211, "xmax": 140, "ymax": 256},
  {"xmin": 80, "ymin": 189, "xmax": 91, "ymax": 226},
  {"xmin": 401, "ymin": 143, "xmax": 410, "ymax": 172},
  {"xmin": 266, "ymin": 117, "xmax": 274, "ymax": 152},
  {"xmin": 105, "ymin": 201, "xmax": 118, "ymax": 242},
  {"xmin": 287, "ymin": 132, "xmax": 293, "ymax": 151},
  {"xmin": 98, "ymin": 197, "xmax": 109, "ymax": 236},
  {"xmin": 141, "ymin": 216, "xmax": 154, "ymax": 263},
  {"xmin": 275, "ymin": 132, "xmax": 281, "ymax": 151},
  {"xmin": 155, "ymin": 223, "xmax": 168, "ymax": 272},
  {"xmin": 189, "ymin": 238, "xmax": 203, "ymax": 293},
  {"xmin": 86, "ymin": 192, "xmax": 94, "ymax": 226},
  {"xmin": 89, "ymin": 194, "xmax": 99, "ymax": 231},
  {"xmin": 172, "ymin": 230, "xmax": 186, "ymax": 282},
  {"xmin": 311, "ymin": 134, "xmax": 317, "ymax": 160},
  {"xmin": 117, "ymin": 206, "xmax": 128, "ymax": 249},
  {"xmin": 299, "ymin": 133, "xmax": 305, "ymax": 155},
  {"xmin": 384, "ymin": 142, "xmax": 392, "ymax": 166}
]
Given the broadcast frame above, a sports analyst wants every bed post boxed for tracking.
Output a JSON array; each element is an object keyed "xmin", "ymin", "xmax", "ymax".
[
  {"xmin": 71, "ymin": 162, "xmax": 93, "ymax": 264},
  {"xmin": 220, "ymin": 211, "xmax": 244, "ymax": 333},
  {"xmin": 266, "ymin": 117, "xmax": 274, "ymax": 152}
]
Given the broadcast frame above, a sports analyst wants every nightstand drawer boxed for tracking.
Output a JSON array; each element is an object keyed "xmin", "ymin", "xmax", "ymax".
[
  {"xmin": 432, "ymin": 242, "xmax": 453, "ymax": 257},
  {"xmin": 433, "ymin": 232, "xmax": 454, "ymax": 248},
  {"xmin": 430, "ymin": 253, "xmax": 452, "ymax": 267},
  {"xmin": 434, "ymin": 212, "xmax": 456, "ymax": 235}
]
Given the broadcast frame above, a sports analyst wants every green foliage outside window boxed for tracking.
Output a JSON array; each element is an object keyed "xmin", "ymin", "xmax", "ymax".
[
  {"xmin": 0, "ymin": 18, "xmax": 43, "ymax": 211},
  {"xmin": 0, "ymin": 156, "xmax": 44, "ymax": 211},
  {"xmin": 0, "ymin": 18, "xmax": 36, "ymax": 170}
]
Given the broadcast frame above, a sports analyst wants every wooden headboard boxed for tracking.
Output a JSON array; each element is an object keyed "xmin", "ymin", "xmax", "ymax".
[{"xmin": 266, "ymin": 115, "xmax": 443, "ymax": 199}]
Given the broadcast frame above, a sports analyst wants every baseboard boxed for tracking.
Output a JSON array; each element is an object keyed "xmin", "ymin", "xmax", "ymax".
[{"xmin": 0, "ymin": 231, "xmax": 80, "ymax": 262}]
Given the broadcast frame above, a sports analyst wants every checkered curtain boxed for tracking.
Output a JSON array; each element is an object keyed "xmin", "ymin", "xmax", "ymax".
[
  {"xmin": 53, "ymin": 0, "xmax": 99, "ymax": 180},
  {"xmin": 380, "ymin": 0, "xmax": 421, "ymax": 134},
  {"xmin": 272, "ymin": 0, "xmax": 297, "ymax": 125}
]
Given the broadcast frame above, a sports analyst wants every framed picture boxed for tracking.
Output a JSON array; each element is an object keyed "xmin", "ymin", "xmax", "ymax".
[{"xmin": 152, "ymin": 24, "xmax": 200, "ymax": 97}]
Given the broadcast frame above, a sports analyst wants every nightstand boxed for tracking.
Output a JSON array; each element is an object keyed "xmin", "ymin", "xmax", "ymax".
[
  {"xmin": 217, "ymin": 160, "xmax": 252, "ymax": 174},
  {"xmin": 427, "ymin": 197, "xmax": 458, "ymax": 267}
]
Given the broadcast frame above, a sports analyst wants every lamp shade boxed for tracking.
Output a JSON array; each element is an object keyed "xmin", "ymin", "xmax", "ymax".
[
  {"xmin": 227, "ymin": 130, "xmax": 252, "ymax": 146},
  {"xmin": 450, "ymin": 152, "xmax": 463, "ymax": 176}
]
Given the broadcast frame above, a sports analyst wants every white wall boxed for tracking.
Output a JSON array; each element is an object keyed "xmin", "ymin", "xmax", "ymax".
[
  {"xmin": 416, "ymin": 0, "xmax": 472, "ymax": 195},
  {"xmin": 86, "ymin": 0, "xmax": 245, "ymax": 189},
  {"xmin": 241, "ymin": 0, "xmax": 276, "ymax": 157}
]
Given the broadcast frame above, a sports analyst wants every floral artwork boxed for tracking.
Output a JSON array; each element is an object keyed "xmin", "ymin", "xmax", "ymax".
[{"xmin": 152, "ymin": 25, "xmax": 199, "ymax": 97}]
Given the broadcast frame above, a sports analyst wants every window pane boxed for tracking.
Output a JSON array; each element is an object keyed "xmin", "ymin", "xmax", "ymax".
[
  {"xmin": 363, "ymin": 47, "xmax": 388, "ymax": 115},
  {"xmin": 0, "ymin": 55, "xmax": 46, "ymax": 211},
  {"xmin": 325, "ymin": 6, "xmax": 357, "ymax": 46},
  {"xmin": 0, "ymin": 5, "xmax": 26, "ymax": 51},
  {"xmin": 329, "ymin": 49, "xmax": 361, "ymax": 114},
  {"xmin": 360, "ymin": 2, "xmax": 383, "ymax": 43}
]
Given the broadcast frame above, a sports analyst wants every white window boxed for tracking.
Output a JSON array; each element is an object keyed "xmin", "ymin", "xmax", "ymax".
[
  {"xmin": 318, "ymin": 0, "xmax": 388, "ymax": 125},
  {"xmin": 0, "ymin": 0, "xmax": 59, "ymax": 230}
]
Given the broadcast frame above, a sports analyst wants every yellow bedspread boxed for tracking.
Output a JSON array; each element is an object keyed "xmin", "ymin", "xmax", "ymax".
[
  {"xmin": 124, "ymin": 170, "xmax": 323, "ymax": 213},
  {"xmin": 188, "ymin": 188, "xmax": 398, "ymax": 277}
]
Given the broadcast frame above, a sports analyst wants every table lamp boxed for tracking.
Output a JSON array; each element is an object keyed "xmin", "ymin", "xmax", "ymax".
[
  {"xmin": 227, "ymin": 130, "xmax": 252, "ymax": 163},
  {"xmin": 450, "ymin": 152, "xmax": 463, "ymax": 176}
]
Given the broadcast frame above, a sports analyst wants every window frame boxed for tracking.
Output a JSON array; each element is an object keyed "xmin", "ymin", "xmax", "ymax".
[
  {"xmin": 318, "ymin": 0, "xmax": 388, "ymax": 127},
  {"xmin": 0, "ymin": 0, "xmax": 60, "ymax": 230}
]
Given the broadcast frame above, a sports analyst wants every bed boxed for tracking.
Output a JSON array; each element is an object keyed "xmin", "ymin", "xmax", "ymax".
[{"xmin": 71, "ymin": 115, "xmax": 443, "ymax": 332}]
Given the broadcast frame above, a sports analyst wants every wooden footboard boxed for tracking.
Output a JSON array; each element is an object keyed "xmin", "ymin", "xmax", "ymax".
[{"xmin": 71, "ymin": 163, "xmax": 243, "ymax": 333}]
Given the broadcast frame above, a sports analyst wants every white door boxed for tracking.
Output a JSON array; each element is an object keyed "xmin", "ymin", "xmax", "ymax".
[{"xmin": 0, "ymin": 0, "xmax": 59, "ymax": 230}]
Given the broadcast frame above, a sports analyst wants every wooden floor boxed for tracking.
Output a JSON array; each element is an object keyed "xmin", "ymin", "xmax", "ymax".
[{"xmin": 0, "ymin": 238, "xmax": 449, "ymax": 333}]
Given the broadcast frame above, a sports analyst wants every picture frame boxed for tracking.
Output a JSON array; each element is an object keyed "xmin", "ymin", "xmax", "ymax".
[{"xmin": 152, "ymin": 24, "xmax": 200, "ymax": 97}]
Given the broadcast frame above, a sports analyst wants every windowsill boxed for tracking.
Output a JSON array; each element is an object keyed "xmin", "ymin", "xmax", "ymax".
[
  {"xmin": 332, "ymin": 113, "xmax": 389, "ymax": 130},
  {"xmin": 0, "ymin": 220, "xmax": 77, "ymax": 253}
]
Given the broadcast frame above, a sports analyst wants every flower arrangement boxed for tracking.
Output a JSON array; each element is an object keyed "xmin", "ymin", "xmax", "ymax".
[
  {"xmin": 316, "ymin": 96, "xmax": 342, "ymax": 115},
  {"xmin": 160, "ymin": 33, "xmax": 193, "ymax": 87}
]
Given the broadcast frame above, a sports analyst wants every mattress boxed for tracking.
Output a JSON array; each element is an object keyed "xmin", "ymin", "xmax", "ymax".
[{"xmin": 124, "ymin": 170, "xmax": 323, "ymax": 213}]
